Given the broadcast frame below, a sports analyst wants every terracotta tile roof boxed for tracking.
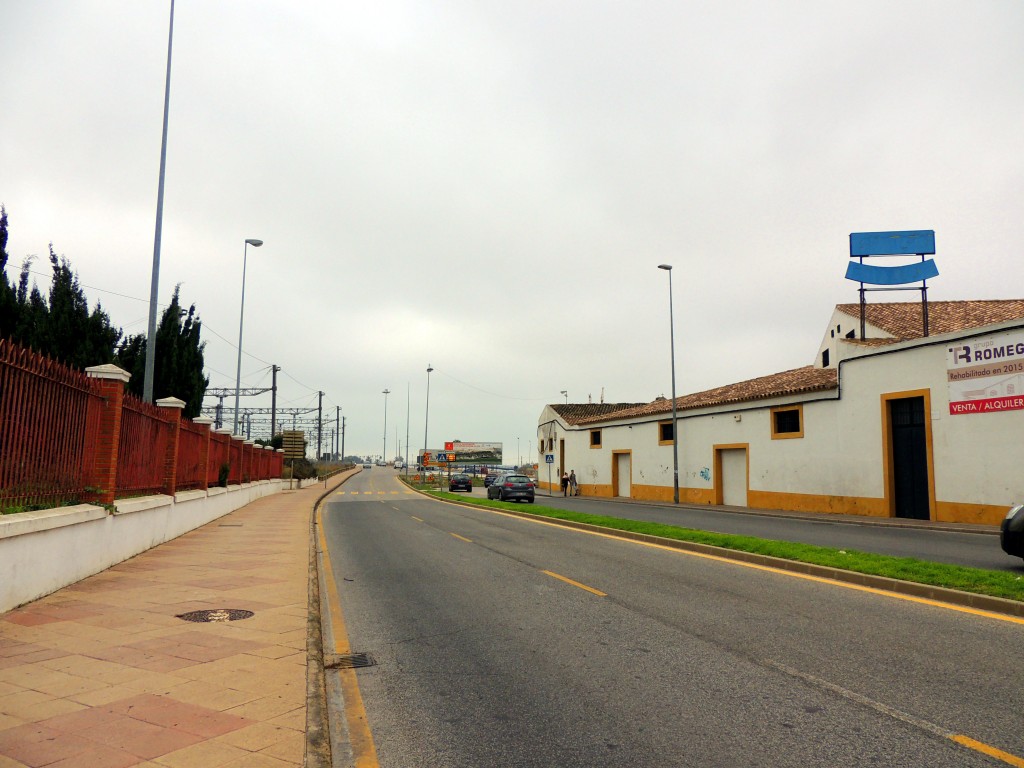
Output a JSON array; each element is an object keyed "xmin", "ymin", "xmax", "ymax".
[
  {"xmin": 550, "ymin": 403, "xmax": 647, "ymax": 425},
  {"xmin": 579, "ymin": 366, "xmax": 838, "ymax": 424},
  {"xmin": 836, "ymin": 300, "xmax": 1024, "ymax": 341}
]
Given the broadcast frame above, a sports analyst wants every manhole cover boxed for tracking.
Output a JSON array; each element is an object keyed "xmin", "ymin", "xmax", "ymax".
[
  {"xmin": 176, "ymin": 609, "xmax": 254, "ymax": 623},
  {"xmin": 325, "ymin": 652, "xmax": 377, "ymax": 669}
]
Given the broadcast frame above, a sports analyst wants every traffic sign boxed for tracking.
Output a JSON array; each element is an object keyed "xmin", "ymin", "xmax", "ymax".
[
  {"xmin": 447, "ymin": 453, "xmax": 456, "ymax": 462},
  {"xmin": 545, "ymin": 454, "xmax": 555, "ymax": 464}
]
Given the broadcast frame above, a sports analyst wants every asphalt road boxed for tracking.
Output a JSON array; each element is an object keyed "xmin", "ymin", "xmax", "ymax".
[
  {"xmin": 321, "ymin": 469, "xmax": 1024, "ymax": 768},
  {"xmin": 456, "ymin": 482, "xmax": 1022, "ymax": 572}
]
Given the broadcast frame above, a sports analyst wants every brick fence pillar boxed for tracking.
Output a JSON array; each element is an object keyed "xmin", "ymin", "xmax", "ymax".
[
  {"xmin": 192, "ymin": 416, "xmax": 214, "ymax": 491},
  {"xmin": 156, "ymin": 397, "xmax": 185, "ymax": 497},
  {"xmin": 84, "ymin": 364, "xmax": 131, "ymax": 505}
]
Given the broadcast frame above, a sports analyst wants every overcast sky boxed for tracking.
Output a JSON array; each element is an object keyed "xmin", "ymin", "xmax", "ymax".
[{"xmin": 3, "ymin": 1, "xmax": 1022, "ymax": 462}]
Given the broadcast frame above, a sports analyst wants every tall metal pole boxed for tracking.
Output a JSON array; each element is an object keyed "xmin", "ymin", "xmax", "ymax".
[
  {"xmin": 336, "ymin": 406, "xmax": 341, "ymax": 460},
  {"xmin": 382, "ymin": 389, "xmax": 391, "ymax": 462},
  {"xmin": 143, "ymin": 0, "xmax": 175, "ymax": 403},
  {"xmin": 317, "ymin": 390, "xmax": 324, "ymax": 460},
  {"xmin": 659, "ymin": 264, "xmax": 680, "ymax": 504},
  {"xmin": 233, "ymin": 238, "xmax": 262, "ymax": 432},
  {"xmin": 341, "ymin": 416, "xmax": 346, "ymax": 465},
  {"xmin": 405, "ymin": 383, "xmax": 410, "ymax": 476},
  {"xmin": 423, "ymin": 365, "xmax": 433, "ymax": 468},
  {"xmin": 270, "ymin": 364, "xmax": 279, "ymax": 439}
]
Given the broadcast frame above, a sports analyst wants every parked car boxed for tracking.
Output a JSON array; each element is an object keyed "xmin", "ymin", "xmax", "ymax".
[
  {"xmin": 487, "ymin": 474, "xmax": 535, "ymax": 503},
  {"xmin": 484, "ymin": 474, "xmax": 500, "ymax": 488},
  {"xmin": 1000, "ymin": 504, "xmax": 1024, "ymax": 559},
  {"xmin": 448, "ymin": 473, "xmax": 473, "ymax": 492}
]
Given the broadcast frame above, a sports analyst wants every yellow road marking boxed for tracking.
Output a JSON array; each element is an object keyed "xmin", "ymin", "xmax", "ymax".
[
  {"xmin": 450, "ymin": 533, "xmax": 472, "ymax": 543},
  {"xmin": 362, "ymin": 492, "xmax": 373, "ymax": 495},
  {"xmin": 542, "ymin": 569, "xmax": 607, "ymax": 597},
  {"xmin": 411, "ymin": 516, "xmax": 424, "ymax": 522},
  {"xmin": 317, "ymin": 510, "xmax": 380, "ymax": 767},
  {"xmin": 951, "ymin": 735, "xmax": 1024, "ymax": 767},
  {"xmin": 458, "ymin": 505, "xmax": 1024, "ymax": 627}
]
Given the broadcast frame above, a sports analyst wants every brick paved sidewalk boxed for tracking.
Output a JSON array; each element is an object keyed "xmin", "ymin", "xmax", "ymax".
[{"xmin": 0, "ymin": 476, "xmax": 346, "ymax": 768}]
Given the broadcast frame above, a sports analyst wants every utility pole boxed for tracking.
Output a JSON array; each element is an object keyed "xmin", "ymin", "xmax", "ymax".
[
  {"xmin": 317, "ymin": 391, "xmax": 324, "ymax": 461},
  {"xmin": 335, "ymin": 406, "xmax": 340, "ymax": 460},
  {"xmin": 270, "ymin": 364, "xmax": 279, "ymax": 440},
  {"xmin": 341, "ymin": 416, "xmax": 346, "ymax": 464},
  {"xmin": 382, "ymin": 389, "xmax": 391, "ymax": 463}
]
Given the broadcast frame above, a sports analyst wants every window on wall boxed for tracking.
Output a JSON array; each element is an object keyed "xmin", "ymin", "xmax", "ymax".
[
  {"xmin": 590, "ymin": 429, "xmax": 602, "ymax": 448},
  {"xmin": 771, "ymin": 405, "xmax": 804, "ymax": 439},
  {"xmin": 658, "ymin": 420, "xmax": 674, "ymax": 444},
  {"xmin": 546, "ymin": 437, "xmax": 553, "ymax": 451}
]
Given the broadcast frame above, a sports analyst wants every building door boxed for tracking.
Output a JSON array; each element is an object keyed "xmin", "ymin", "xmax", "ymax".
[
  {"xmin": 719, "ymin": 448, "xmax": 748, "ymax": 507},
  {"xmin": 615, "ymin": 453, "xmax": 631, "ymax": 497},
  {"xmin": 889, "ymin": 396, "xmax": 930, "ymax": 520}
]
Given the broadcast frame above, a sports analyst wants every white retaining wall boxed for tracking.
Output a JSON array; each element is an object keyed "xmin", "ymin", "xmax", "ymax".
[{"xmin": 0, "ymin": 480, "xmax": 293, "ymax": 613}]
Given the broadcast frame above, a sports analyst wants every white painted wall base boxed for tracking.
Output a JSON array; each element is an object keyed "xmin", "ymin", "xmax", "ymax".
[{"xmin": 0, "ymin": 480, "xmax": 286, "ymax": 614}]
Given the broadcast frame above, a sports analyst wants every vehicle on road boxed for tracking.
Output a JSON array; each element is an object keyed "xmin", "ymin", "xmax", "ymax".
[
  {"xmin": 362, "ymin": 462, "xmax": 372, "ymax": 469},
  {"xmin": 448, "ymin": 473, "xmax": 473, "ymax": 492},
  {"xmin": 1001, "ymin": 503, "xmax": 1024, "ymax": 559},
  {"xmin": 487, "ymin": 474, "xmax": 535, "ymax": 503},
  {"xmin": 484, "ymin": 474, "xmax": 500, "ymax": 488}
]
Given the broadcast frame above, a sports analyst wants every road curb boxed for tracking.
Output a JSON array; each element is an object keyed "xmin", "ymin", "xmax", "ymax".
[
  {"xmin": 411, "ymin": 486, "xmax": 1024, "ymax": 620},
  {"xmin": 305, "ymin": 470, "xmax": 360, "ymax": 768}
]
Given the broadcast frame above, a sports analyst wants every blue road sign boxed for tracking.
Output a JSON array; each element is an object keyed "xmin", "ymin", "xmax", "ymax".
[{"xmin": 545, "ymin": 454, "xmax": 555, "ymax": 464}]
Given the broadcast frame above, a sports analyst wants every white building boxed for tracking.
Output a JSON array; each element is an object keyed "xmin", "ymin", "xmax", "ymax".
[{"xmin": 537, "ymin": 300, "xmax": 1024, "ymax": 526}]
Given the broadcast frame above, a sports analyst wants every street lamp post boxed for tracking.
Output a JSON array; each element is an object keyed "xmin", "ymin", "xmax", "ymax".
[
  {"xmin": 142, "ymin": 0, "xmax": 176, "ymax": 404},
  {"xmin": 658, "ymin": 264, "xmax": 680, "ymax": 504},
  {"xmin": 423, "ymin": 364, "xmax": 433, "ymax": 468},
  {"xmin": 560, "ymin": 390, "xmax": 568, "ymax": 404},
  {"xmin": 382, "ymin": 389, "xmax": 391, "ymax": 463},
  {"xmin": 233, "ymin": 238, "xmax": 263, "ymax": 433}
]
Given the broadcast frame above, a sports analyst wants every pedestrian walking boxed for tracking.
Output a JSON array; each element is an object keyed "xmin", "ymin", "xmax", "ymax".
[
  {"xmin": 561, "ymin": 471, "xmax": 569, "ymax": 496},
  {"xmin": 569, "ymin": 470, "xmax": 578, "ymax": 496}
]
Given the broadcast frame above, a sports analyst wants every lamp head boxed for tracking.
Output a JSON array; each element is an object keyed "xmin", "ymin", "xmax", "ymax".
[
  {"xmin": 427, "ymin": 365, "xmax": 434, "ymax": 373},
  {"xmin": 658, "ymin": 263, "xmax": 672, "ymax": 271},
  {"xmin": 245, "ymin": 239, "xmax": 264, "ymax": 247}
]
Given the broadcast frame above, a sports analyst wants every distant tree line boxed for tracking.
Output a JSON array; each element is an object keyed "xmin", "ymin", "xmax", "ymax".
[{"xmin": 0, "ymin": 205, "xmax": 208, "ymax": 417}]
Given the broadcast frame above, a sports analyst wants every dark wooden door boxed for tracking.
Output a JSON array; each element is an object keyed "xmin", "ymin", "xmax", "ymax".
[{"xmin": 890, "ymin": 397, "xmax": 930, "ymax": 520}]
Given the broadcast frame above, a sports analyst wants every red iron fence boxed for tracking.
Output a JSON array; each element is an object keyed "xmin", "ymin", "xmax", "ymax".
[
  {"xmin": 116, "ymin": 395, "xmax": 174, "ymax": 498},
  {"xmin": 0, "ymin": 339, "xmax": 102, "ymax": 511},
  {"xmin": 0, "ymin": 339, "xmax": 284, "ymax": 512}
]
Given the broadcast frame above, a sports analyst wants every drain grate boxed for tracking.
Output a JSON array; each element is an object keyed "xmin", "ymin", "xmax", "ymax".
[
  {"xmin": 176, "ymin": 609, "xmax": 254, "ymax": 623},
  {"xmin": 325, "ymin": 652, "xmax": 377, "ymax": 669}
]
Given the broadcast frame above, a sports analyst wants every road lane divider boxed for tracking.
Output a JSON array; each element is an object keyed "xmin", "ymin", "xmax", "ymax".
[
  {"xmin": 450, "ymin": 532, "xmax": 472, "ymax": 543},
  {"xmin": 542, "ymin": 569, "xmax": 607, "ymax": 597},
  {"xmin": 411, "ymin": 516, "xmax": 424, "ymax": 522},
  {"xmin": 766, "ymin": 659, "xmax": 1024, "ymax": 767},
  {"xmin": 425, "ymin": 498, "xmax": 1024, "ymax": 626}
]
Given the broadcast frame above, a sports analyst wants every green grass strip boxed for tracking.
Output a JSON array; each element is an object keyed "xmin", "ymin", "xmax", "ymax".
[{"xmin": 425, "ymin": 490, "xmax": 1024, "ymax": 603}]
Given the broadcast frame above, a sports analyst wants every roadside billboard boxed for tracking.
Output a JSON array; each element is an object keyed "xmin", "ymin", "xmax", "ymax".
[
  {"xmin": 451, "ymin": 442, "xmax": 502, "ymax": 464},
  {"xmin": 947, "ymin": 329, "xmax": 1024, "ymax": 415},
  {"xmin": 417, "ymin": 442, "xmax": 503, "ymax": 466}
]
